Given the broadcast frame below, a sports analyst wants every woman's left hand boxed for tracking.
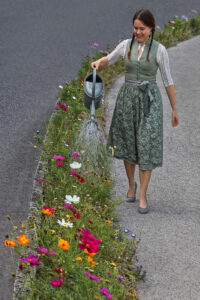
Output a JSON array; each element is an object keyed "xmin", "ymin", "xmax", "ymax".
[{"xmin": 172, "ymin": 110, "xmax": 179, "ymax": 127}]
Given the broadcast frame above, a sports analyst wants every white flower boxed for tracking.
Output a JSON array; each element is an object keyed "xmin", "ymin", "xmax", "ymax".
[
  {"xmin": 57, "ymin": 219, "xmax": 73, "ymax": 228},
  {"xmin": 72, "ymin": 96, "xmax": 76, "ymax": 100},
  {"xmin": 59, "ymin": 85, "xmax": 63, "ymax": 89},
  {"xmin": 70, "ymin": 161, "xmax": 82, "ymax": 169},
  {"xmin": 65, "ymin": 195, "xmax": 80, "ymax": 204}
]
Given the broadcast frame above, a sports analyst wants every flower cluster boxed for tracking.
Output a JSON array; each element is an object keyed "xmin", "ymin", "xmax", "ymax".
[
  {"xmin": 42, "ymin": 206, "xmax": 55, "ymax": 215},
  {"xmin": 79, "ymin": 228, "xmax": 102, "ymax": 253}
]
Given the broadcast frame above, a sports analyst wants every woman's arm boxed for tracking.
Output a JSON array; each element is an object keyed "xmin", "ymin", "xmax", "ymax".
[{"xmin": 165, "ymin": 85, "xmax": 179, "ymax": 127}]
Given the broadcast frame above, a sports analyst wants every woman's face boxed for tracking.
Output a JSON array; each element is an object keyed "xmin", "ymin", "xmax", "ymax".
[{"xmin": 133, "ymin": 19, "xmax": 152, "ymax": 44}]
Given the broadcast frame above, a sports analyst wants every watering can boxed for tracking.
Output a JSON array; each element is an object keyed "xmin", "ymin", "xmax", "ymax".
[{"xmin": 84, "ymin": 67, "xmax": 104, "ymax": 113}]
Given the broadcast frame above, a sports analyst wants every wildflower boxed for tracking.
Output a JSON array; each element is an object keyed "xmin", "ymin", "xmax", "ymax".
[
  {"xmin": 65, "ymin": 195, "xmax": 80, "ymax": 204},
  {"xmin": 168, "ymin": 20, "xmax": 176, "ymax": 24},
  {"xmin": 50, "ymin": 229, "xmax": 55, "ymax": 234},
  {"xmin": 84, "ymin": 271, "xmax": 99, "ymax": 281},
  {"xmin": 110, "ymin": 262, "xmax": 117, "ymax": 268},
  {"xmin": 99, "ymin": 50, "xmax": 109, "ymax": 55},
  {"xmin": 131, "ymin": 233, "xmax": 136, "ymax": 238},
  {"xmin": 69, "ymin": 170, "xmax": 78, "ymax": 176},
  {"xmin": 53, "ymin": 155, "xmax": 65, "ymax": 160},
  {"xmin": 64, "ymin": 203, "xmax": 73, "ymax": 210},
  {"xmin": 101, "ymin": 116, "xmax": 106, "ymax": 122},
  {"xmin": 50, "ymin": 277, "xmax": 65, "ymax": 287},
  {"xmin": 79, "ymin": 228, "xmax": 101, "ymax": 253},
  {"xmin": 99, "ymin": 287, "xmax": 112, "ymax": 298},
  {"xmin": 58, "ymin": 239, "xmax": 69, "ymax": 250},
  {"xmin": 84, "ymin": 249, "xmax": 96, "ymax": 257},
  {"xmin": 124, "ymin": 228, "xmax": 130, "ymax": 234},
  {"xmin": 36, "ymin": 130, "xmax": 40, "ymax": 134},
  {"xmin": 76, "ymin": 256, "xmax": 82, "ymax": 261},
  {"xmin": 59, "ymin": 85, "xmax": 63, "ymax": 89},
  {"xmin": 182, "ymin": 15, "xmax": 188, "ymax": 21},
  {"xmin": 57, "ymin": 102, "xmax": 67, "ymax": 111},
  {"xmin": 117, "ymin": 275, "xmax": 125, "ymax": 282},
  {"xmin": 107, "ymin": 272, "xmax": 111, "ymax": 276},
  {"xmin": 65, "ymin": 141, "xmax": 70, "ymax": 147},
  {"xmin": 42, "ymin": 206, "xmax": 55, "ymax": 215},
  {"xmin": 4, "ymin": 240, "xmax": 16, "ymax": 247},
  {"xmin": 72, "ymin": 152, "xmax": 80, "ymax": 158},
  {"xmin": 81, "ymin": 77, "xmax": 84, "ymax": 84},
  {"xmin": 90, "ymin": 42, "xmax": 100, "ymax": 48},
  {"xmin": 70, "ymin": 162, "xmax": 82, "ymax": 169},
  {"xmin": 48, "ymin": 249, "xmax": 57, "ymax": 255},
  {"xmin": 83, "ymin": 171, "xmax": 89, "ymax": 175},
  {"xmin": 56, "ymin": 162, "xmax": 63, "ymax": 167},
  {"xmin": 57, "ymin": 219, "xmax": 73, "ymax": 228},
  {"xmin": 107, "ymin": 220, "xmax": 113, "ymax": 226},
  {"xmin": 34, "ymin": 145, "xmax": 37, "ymax": 149},
  {"xmin": 36, "ymin": 179, "xmax": 46, "ymax": 183},
  {"xmin": 36, "ymin": 246, "xmax": 48, "ymax": 254},
  {"xmin": 53, "ymin": 268, "xmax": 64, "ymax": 273},
  {"xmin": 21, "ymin": 224, "xmax": 25, "ymax": 229},
  {"xmin": 20, "ymin": 254, "xmax": 41, "ymax": 267},
  {"xmin": 131, "ymin": 291, "xmax": 138, "ymax": 297},
  {"xmin": 17, "ymin": 234, "xmax": 30, "ymax": 245},
  {"xmin": 191, "ymin": 9, "xmax": 198, "ymax": 13}
]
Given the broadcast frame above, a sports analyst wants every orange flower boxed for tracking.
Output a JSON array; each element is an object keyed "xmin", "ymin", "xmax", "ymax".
[
  {"xmin": 4, "ymin": 240, "xmax": 16, "ymax": 247},
  {"xmin": 42, "ymin": 208, "xmax": 53, "ymax": 215},
  {"xmin": 81, "ymin": 114, "xmax": 85, "ymax": 118},
  {"xmin": 86, "ymin": 256, "xmax": 93, "ymax": 263},
  {"xmin": 17, "ymin": 234, "xmax": 30, "ymax": 245},
  {"xmin": 131, "ymin": 291, "xmax": 138, "ymax": 297},
  {"xmin": 21, "ymin": 224, "xmax": 25, "ymax": 229},
  {"xmin": 84, "ymin": 249, "xmax": 96, "ymax": 257},
  {"xmin": 75, "ymin": 256, "xmax": 82, "ymax": 261},
  {"xmin": 107, "ymin": 220, "xmax": 113, "ymax": 226},
  {"xmin": 86, "ymin": 256, "xmax": 97, "ymax": 267},
  {"xmin": 58, "ymin": 239, "xmax": 69, "ymax": 251}
]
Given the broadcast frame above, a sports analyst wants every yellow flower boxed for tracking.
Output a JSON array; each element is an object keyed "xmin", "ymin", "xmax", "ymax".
[
  {"xmin": 4, "ymin": 240, "xmax": 16, "ymax": 247},
  {"xmin": 50, "ymin": 230, "xmax": 55, "ymax": 234},
  {"xmin": 60, "ymin": 180, "xmax": 64, "ymax": 183},
  {"xmin": 21, "ymin": 224, "xmax": 25, "ymax": 229},
  {"xmin": 86, "ymin": 256, "xmax": 93, "ymax": 263},
  {"xmin": 110, "ymin": 262, "xmax": 117, "ymax": 268},
  {"xmin": 33, "ymin": 145, "xmax": 37, "ymax": 149},
  {"xmin": 75, "ymin": 257, "xmax": 82, "ymax": 261},
  {"xmin": 58, "ymin": 239, "xmax": 69, "ymax": 251}
]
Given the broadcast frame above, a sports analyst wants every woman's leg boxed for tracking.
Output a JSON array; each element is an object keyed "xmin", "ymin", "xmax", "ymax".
[
  {"xmin": 124, "ymin": 161, "xmax": 136, "ymax": 197},
  {"xmin": 139, "ymin": 169, "xmax": 152, "ymax": 208}
]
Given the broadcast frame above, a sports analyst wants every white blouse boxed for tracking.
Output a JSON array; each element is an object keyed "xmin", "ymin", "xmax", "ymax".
[{"xmin": 107, "ymin": 39, "xmax": 173, "ymax": 87}]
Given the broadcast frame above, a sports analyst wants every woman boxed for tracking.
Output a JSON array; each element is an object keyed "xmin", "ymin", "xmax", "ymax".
[{"xmin": 91, "ymin": 9, "xmax": 179, "ymax": 214}]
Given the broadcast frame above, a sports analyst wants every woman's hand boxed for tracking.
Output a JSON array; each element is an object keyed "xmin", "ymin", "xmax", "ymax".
[
  {"xmin": 91, "ymin": 60, "xmax": 101, "ymax": 70},
  {"xmin": 172, "ymin": 109, "xmax": 179, "ymax": 127}
]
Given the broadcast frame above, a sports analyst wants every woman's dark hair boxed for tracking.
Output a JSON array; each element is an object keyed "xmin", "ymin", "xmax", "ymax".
[{"xmin": 128, "ymin": 9, "xmax": 156, "ymax": 62}]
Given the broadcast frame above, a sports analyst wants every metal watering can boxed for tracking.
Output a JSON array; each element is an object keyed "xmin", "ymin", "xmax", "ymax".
[{"xmin": 84, "ymin": 67, "xmax": 103, "ymax": 119}]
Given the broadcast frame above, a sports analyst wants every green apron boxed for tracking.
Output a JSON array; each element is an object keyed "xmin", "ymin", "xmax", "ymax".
[{"xmin": 107, "ymin": 38, "xmax": 163, "ymax": 170}]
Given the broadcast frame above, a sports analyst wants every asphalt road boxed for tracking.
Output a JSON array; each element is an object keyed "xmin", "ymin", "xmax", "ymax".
[{"xmin": 0, "ymin": 1, "xmax": 199, "ymax": 299}]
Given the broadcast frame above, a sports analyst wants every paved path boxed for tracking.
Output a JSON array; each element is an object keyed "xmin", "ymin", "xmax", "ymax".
[{"xmin": 105, "ymin": 36, "xmax": 200, "ymax": 300}]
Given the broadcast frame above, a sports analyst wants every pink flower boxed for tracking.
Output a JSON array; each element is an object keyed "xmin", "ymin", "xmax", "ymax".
[
  {"xmin": 50, "ymin": 277, "xmax": 65, "ymax": 287},
  {"xmin": 20, "ymin": 254, "xmax": 42, "ymax": 267},
  {"xmin": 48, "ymin": 249, "xmax": 57, "ymax": 255},
  {"xmin": 84, "ymin": 271, "xmax": 99, "ymax": 281},
  {"xmin": 83, "ymin": 171, "xmax": 89, "ymax": 175},
  {"xmin": 53, "ymin": 268, "xmax": 63, "ymax": 273},
  {"xmin": 72, "ymin": 152, "xmax": 80, "ymax": 158},
  {"xmin": 79, "ymin": 228, "xmax": 102, "ymax": 253},
  {"xmin": 65, "ymin": 141, "xmax": 70, "ymax": 147},
  {"xmin": 191, "ymin": 9, "xmax": 198, "ymax": 13},
  {"xmin": 53, "ymin": 155, "xmax": 65, "ymax": 160},
  {"xmin": 36, "ymin": 179, "xmax": 46, "ymax": 183},
  {"xmin": 81, "ymin": 77, "xmax": 84, "ymax": 84},
  {"xmin": 101, "ymin": 116, "xmax": 106, "ymax": 123},
  {"xmin": 69, "ymin": 170, "xmax": 78, "ymax": 176},
  {"xmin": 99, "ymin": 287, "xmax": 112, "ymax": 298},
  {"xmin": 57, "ymin": 102, "xmax": 67, "ymax": 111},
  {"xmin": 64, "ymin": 203, "xmax": 73, "ymax": 209},
  {"xmin": 56, "ymin": 162, "xmax": 63, "ymax": 167},
  {"xmin": 43, "ymin": 206, "xmax": 55, "ymax": 213},
  {"xmin": 37, "ymin": 246, "xmax": 48, "ymax": 254},
  {"xmin": 168, "ymin": 20, "xmax": 176, "ymax": 24}
]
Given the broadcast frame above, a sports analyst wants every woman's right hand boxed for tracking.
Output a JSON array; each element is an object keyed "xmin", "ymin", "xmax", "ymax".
[{"xmin": 91, "ymin": 60, "xmax": 101, "ymax": 70}]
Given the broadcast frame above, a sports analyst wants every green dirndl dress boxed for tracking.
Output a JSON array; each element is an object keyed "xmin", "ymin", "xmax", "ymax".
[{"xmin": 107, "ymin": 39, "xmax": 163, "ymax": 170}]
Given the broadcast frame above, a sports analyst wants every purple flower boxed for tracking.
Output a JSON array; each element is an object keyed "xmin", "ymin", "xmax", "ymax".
[
  {"xmin": 99, "ymin": 50, "xmax": 109, "ymax": 55},
  {"xmin": 20, "ymin": 254, "xmax": 41, "ymax": 267},
  {"xmin": 101, "ymin": 116, "xmax": 106, "ymax": 123},
  {"xmin": 84, "ymin": 271, "xmax": 99, "ymax": 281},
  {"xmin": 168, "ymin": 20, "xmax": 176, "ymax": 24},
  {"xmin": 90, "ymin": 42, "xmax": 100, "ymax": 48},
  {"xmin": 117, "ymin": 275, "xmax": 125, "ymax": 282},
  {"xmin": 50, "ymin": 277, "xmax": 65, "ymax": 287},
  {"xmin": 99, "ymin": 287, "xmax": 112, "ymax": 298},
  {"xmin": 65, "ymin": 141, "xmax": 70, "ymax": 147},
  {"xmin": 48, "ymin": 249, "xmax": 57, "ymax": 255},
  {"xmin": 53, "ymin": 155, "xmax": 65, "ymax": 160},
  {"xmin": 191, "ymin": 9, "xmax": 198, "ymax": 14}
]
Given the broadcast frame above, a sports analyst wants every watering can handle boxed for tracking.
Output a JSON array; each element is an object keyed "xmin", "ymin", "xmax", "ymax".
[{"xmin": 92, "ymin": 67, "xmax": 96, "ymax": 100}]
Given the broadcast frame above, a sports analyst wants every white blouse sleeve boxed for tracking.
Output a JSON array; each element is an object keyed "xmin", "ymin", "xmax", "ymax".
[
  {"xmin": 157, "ymin": 44, "xmax": 174, "ymax": 87},
  {"xmin": 107, "ymin": 39, "xmax": 129, "ymax": 65}
]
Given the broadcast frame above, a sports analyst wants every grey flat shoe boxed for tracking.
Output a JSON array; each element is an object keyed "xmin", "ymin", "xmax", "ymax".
[
  {"xmin": 126, "ymin": 182, "xmax": 137, "ymax": 203},
  {"xmin": 138, "ymin": 197, "xmax": 149, "ymax": 214}
]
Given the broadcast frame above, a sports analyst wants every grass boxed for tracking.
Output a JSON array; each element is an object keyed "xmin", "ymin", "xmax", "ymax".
[{"xmin": 4, "ymin": 11, "xmax": 200, "ymax": 300}]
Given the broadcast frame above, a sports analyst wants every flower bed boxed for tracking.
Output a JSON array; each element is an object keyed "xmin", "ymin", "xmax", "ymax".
[{"xmin": 5, "ymin": 11, "xmax": 200, "ymax": 300}]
